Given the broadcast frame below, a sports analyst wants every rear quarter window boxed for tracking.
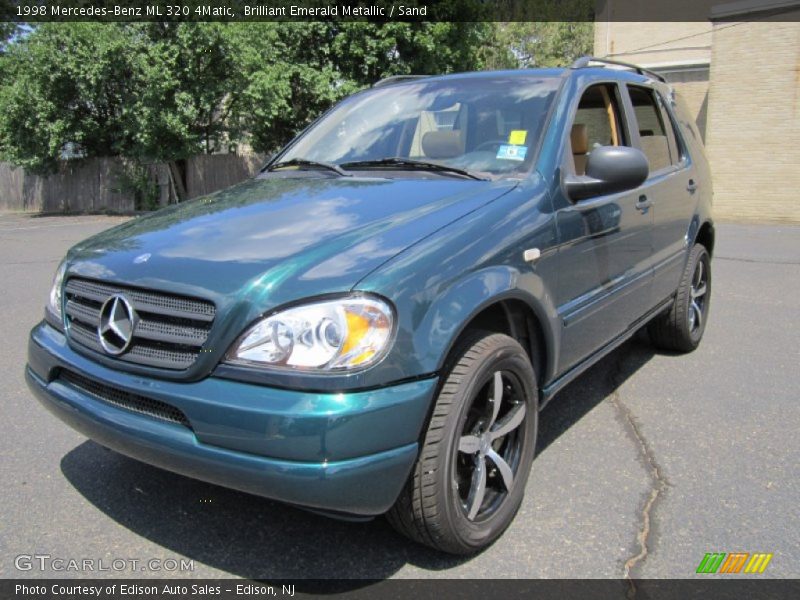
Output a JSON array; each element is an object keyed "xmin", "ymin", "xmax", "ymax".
[{"xmin": 627, "ymin": 85, "xmax": 674, "ymax": 172}]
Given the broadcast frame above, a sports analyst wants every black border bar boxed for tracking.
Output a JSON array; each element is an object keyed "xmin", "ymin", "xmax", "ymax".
[
  {"xmin": 3, "ymin": 579, "xmax": 800, "ymax": 600},
  {"xmin": 3, "ymin": 0, "xmax": 800, "ymax": 23}
]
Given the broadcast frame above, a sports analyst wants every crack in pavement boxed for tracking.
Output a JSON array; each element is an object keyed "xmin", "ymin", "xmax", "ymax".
[{"xmin": 608, "ymin": 358, "xmax": 670, "ymax": 596}]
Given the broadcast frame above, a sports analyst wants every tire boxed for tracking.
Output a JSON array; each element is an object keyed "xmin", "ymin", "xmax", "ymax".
[
  {"xmin": 387, "ymin": 332, "xmax": 538, "ymax": 554},
  {"xmin": 649, "ymin": 243, "xmax": 711, "ymax": 352}
]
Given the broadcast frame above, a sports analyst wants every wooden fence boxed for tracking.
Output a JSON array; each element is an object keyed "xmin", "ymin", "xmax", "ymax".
[
  {"xmin": 0, "ymin": 154, "xmax": 265, "ymax": 214},
  {"xmin": 186, "ymin": 153, "xmax": 265, "ymax": 199}
]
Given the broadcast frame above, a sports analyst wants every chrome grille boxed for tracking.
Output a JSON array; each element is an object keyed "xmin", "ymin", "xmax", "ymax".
[
  {"xmin": 64, "ymin": 278, "xmax": 215, "ymax": 370},
  {"xmin": 59, "ymin": 370, "xmax": 191, "ymax": 427}
]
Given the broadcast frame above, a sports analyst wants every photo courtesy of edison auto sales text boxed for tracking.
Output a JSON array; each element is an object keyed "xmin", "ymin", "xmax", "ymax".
[{"xmin": 15, "ymin": 583, "xmax": 296, "ymax": 596}]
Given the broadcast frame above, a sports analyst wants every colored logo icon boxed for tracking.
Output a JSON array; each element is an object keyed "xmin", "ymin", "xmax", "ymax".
[{"xmin": 696, "ymin": 552, "xmax": 773, "ymax": 574}]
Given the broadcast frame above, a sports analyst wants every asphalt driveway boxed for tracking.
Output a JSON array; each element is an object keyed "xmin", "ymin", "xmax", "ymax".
[{"xmin": 1, "ymin": 213, "xmax": 798, "ymax": 579}]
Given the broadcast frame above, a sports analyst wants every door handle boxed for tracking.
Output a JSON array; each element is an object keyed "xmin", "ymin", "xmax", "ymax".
[
  {"xmin": 687, "ymin": 179, "xmax": 698, "ymax": 193},
  {"xmin": 635, "ymin": 194, "xmax": 651, "ymax": 212}
]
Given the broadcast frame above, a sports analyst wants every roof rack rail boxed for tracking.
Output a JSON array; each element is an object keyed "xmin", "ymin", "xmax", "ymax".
[
  {"xmin": 373, "ymin": 75, "xmax": 430, "ymax": 88},
  {"xmin": 571, "ymin": 56, "xmax": 666, "ymax": 83}
]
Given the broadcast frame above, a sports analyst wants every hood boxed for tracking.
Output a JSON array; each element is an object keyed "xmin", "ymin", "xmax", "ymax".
[{"xmin": 67, "ymin": 175, "xmax": 517, "ymax": 314}]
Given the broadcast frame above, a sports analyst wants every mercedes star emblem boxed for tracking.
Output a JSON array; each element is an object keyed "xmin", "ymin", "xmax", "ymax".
[{"xmin": 97, "ymin": 294, "xmax": 137, "ymax": 355}]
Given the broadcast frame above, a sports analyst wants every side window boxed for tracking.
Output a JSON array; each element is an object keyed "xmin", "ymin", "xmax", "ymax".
[
  {"xmin": 570, "ymin": 84, "xmax": 626, "ymax": 176},
  {"xmin": 627, "ymin": 85, "xmax": 673, "ymax": 172},
  {"xmin": 657, "ymin": 94, "xmax": 685, "ymax": 166}
]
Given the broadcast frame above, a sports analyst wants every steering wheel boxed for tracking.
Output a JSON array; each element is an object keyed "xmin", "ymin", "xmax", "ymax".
[{"xmin": 473, "ymin": 140, "xmax": 509, "ymax": 152}]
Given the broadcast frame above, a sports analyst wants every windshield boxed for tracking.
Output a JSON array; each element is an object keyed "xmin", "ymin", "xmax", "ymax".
[{"xmin": 277, "ymin": 75, "xmax": 562, "ymax": 179}]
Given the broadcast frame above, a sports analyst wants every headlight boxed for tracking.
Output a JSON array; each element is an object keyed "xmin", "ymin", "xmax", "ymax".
[
  {"xmin": 225, "ymin": 296, "xmax": 394, "ymax": 371},
  {"xmin": 48, "ymin": 261, "xmax": 67, "ymax": 321}
]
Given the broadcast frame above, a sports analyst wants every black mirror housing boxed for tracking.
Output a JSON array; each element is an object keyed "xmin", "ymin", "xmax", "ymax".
[{"xmin": 564, "ymin": 145, "xmax": 649, "ymax": 201}]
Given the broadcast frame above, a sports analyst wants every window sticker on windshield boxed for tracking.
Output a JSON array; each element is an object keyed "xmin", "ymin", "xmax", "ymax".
[
  {"xmin": 508, "ymin": 130, "xmax": 527, "ymax": 145},
  {"xmin": 496, "ymin": 144, "xmax": 528, "ymax": 161}
]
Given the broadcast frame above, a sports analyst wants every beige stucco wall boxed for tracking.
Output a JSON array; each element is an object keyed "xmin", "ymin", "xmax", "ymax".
[
  {"xmin": 593, "ymin": 21, "xmax": 712, "ymax": 136},
  {"xmin": 593, "ymin": 21, "xmax": 712, "ymax": 66},
  {"xmin": 660, "ymin": 69, "xmax": 710, "ymax": 139},
  {"xmin": 705, "ymin": 17, "xmax": 800, "ymax": 222},
  {"xmin": 595, "ymin": 12, "xmax": 800, "ymax": 223}
]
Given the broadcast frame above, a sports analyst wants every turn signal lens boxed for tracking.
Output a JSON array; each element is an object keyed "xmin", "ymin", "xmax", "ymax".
[{"xmin": 48, "ymin": 261, "xmax": 67, "ymax": 321}]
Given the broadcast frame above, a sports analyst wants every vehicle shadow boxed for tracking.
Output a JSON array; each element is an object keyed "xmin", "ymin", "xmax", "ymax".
[
  {"xmin": 59, "ymin": 337, "xmax": 657, "ymax": 581},
  {"xmin": 537, "ymin": 335, "xmax": 657, "ymax": 453}
]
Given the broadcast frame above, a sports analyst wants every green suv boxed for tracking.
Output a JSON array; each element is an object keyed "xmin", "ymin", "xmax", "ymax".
[{"xmin": 27, "ymin": 58, "xmax": 714, "ymax": 554}]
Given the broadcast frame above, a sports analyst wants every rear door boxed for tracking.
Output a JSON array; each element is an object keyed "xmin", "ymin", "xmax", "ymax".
[
  {"xmin": 555, "ymin": 82, "xmax": 654, "ymax": 372},
  {"xmin": 624, "ymin": 85, "xmax": 697, "ymax": 305}
]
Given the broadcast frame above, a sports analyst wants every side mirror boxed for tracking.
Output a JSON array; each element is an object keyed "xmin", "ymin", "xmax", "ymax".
[{"xmin": 564, "ymin": 146, "xmax": 649, "ymax": 201}]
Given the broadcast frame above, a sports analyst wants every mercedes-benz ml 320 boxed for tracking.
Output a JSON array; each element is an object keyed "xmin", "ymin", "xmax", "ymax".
[{"xmin": 27, "ymin": 58, "xmax": 714, "ymax": 554}]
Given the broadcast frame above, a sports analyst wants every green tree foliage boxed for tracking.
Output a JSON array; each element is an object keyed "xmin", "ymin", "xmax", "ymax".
[
  {"xmin": 226, "ymin": 23, "xmax": 356, "ymax": 156},
  {"xmin": 131, "ymin": 23, "xmax": 239, "ymax": 161},
  {"xmin": 0, "ymin": 24, "xmax": 141, "ymax": 172},
  {"xmin": 1, "ymin": 23, "xmax": 20, "ymax": 52},
  {"xmin": 482, "ymin": 22, "xmax": 594, "ymax": 70},
  {"xmin": 0, "ymin": 19, "xmax": 590, "ymax": 173},
  {"xmin": 228, "ymin": 22, "xmax": 493, "ymax": 154},
  {"xmin": 480, "ymin": 0, "xmax": 593, "ymax": 69},
  {"xmin": 0, "ymin": 22, "xmax": 493, "ymax": 171}
]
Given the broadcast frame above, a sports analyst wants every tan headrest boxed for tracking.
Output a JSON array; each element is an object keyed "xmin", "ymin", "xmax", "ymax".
[
  {"xmin": 422, "ymin": 130, "xmax": 464, "ymax": 159},
  {"xmin": 571, "ymin": 124, "xmax": 589, "ymax": 155}
]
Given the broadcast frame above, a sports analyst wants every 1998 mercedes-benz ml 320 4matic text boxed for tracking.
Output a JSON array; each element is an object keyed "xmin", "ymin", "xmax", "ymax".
[{"xmin": 27, "ymin": 58, "xmax": 714, "ymax": 554}]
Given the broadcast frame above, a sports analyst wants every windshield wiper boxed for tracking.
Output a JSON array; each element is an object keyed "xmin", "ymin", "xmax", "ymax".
[
  {"xmin": 340, "ymin": 157, "xmax": 487, "ymax": 181},
  {"xmin": 265, "ymin": 158, "xmax": 351, "ymax": 177}
]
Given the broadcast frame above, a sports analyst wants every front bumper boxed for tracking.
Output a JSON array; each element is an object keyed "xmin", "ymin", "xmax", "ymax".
[{"xmin": 26, "ymin": 322, "xmax": 437, "ymax": 516}]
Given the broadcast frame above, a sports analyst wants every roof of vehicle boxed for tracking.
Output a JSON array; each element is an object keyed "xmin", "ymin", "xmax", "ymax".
[
  {"xmin": 374, "ymin": 58, "xmax": 667, "ymax": 88},
  {"xmin": 374, "ymin": 69, "xmax": 565, "ymax": 86}
]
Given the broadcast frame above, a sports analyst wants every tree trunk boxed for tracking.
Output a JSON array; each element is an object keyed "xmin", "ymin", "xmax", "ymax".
[{"xmin": 167, "ymin": 160, "xmax": 187, "ymax": 202}]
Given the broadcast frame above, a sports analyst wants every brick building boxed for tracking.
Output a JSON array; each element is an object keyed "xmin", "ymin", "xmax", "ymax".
[{"xmin": 595, "ymin": 1, "xmax": 800, "ymax": 222}]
